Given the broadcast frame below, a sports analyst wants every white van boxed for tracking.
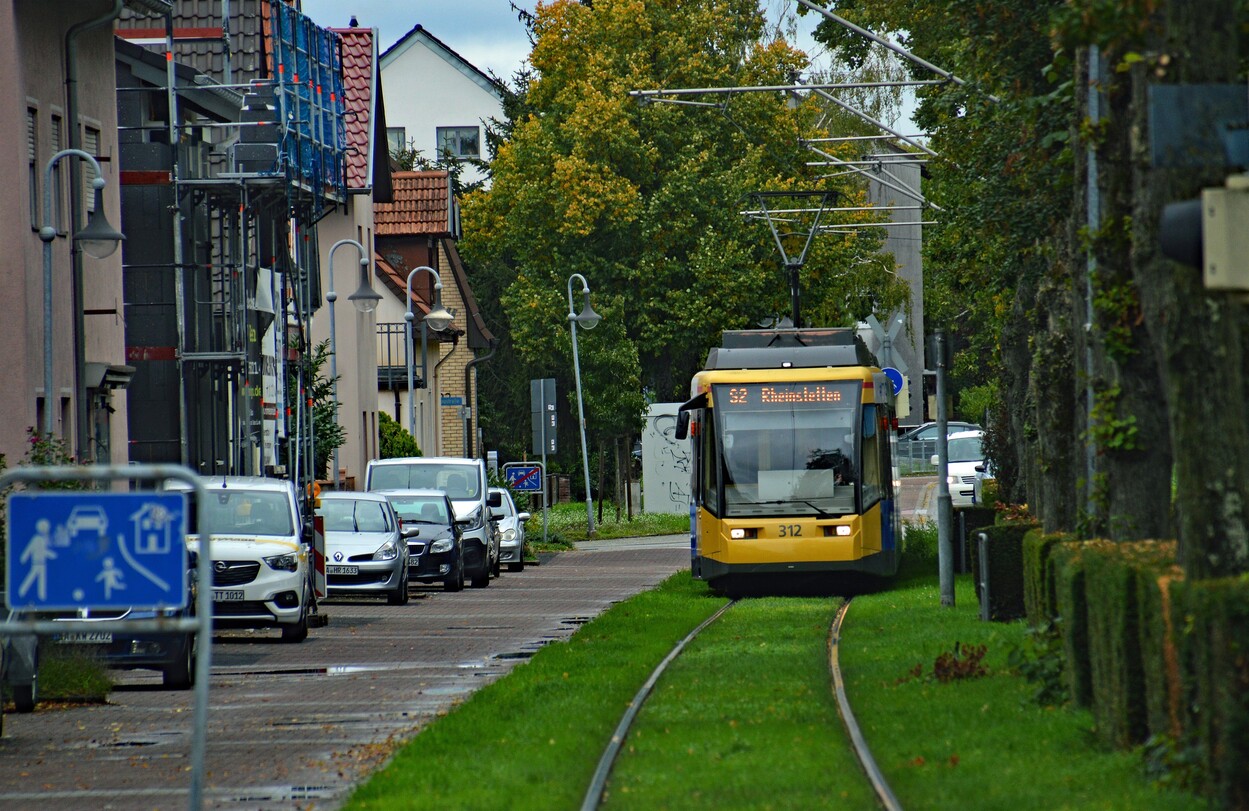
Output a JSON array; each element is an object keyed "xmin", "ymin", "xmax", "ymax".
[
  {"xmin": 366, "ymin": 457, "xmax": 499, "ymax": 588},
  {"xmin": 172, "ymin": 476, "xmax": 314, "ymax": 642}
]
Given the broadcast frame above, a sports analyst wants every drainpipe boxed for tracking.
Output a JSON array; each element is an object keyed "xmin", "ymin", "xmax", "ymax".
[
  {"xmin": 463, "ymin": 339, "xmax": 498, "ymax": 459},
  {"xmin": 66, "ymin": 1, "xmax": 126, "ymax": 463}
]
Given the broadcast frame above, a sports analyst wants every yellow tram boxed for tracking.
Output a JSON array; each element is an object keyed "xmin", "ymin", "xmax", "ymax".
[{"xmin": 675, "ymin": 328, "xmax": 901, "ymax": 594}]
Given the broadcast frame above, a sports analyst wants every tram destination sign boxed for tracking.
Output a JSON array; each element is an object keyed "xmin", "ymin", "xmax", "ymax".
[{"xmin": 716, "ymin": 382, "xmax": 857, "ymax": 408}]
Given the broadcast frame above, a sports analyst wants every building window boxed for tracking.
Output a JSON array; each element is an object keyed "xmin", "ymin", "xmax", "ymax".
[
  {"xmin": 27, "ymin": 108, "xmax": 38, "ymax": 228},
  {"xmin": 83, "ymin": 126, "xmax": 100, "ymax": 214},
  {"xmin": 436, "ymin": 126, "xmax": 480, "ymax": 160},
  {"xmin": 50, "ymin": 115, "xmax": 64, "ymax": 232},
  {"xmin": 386, "ymin": 126, "xmax": 406, "ymax": 156}
]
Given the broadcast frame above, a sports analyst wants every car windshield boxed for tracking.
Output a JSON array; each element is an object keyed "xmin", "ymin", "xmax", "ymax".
[
  {"xmin": 948, "ymin": 436, "xmax": 983, "ymax": 463},
  {"xmin": 196, "ymin": 490, "xmax": 293, "ymax": 536},
  {"xmin": 370, "ymin": 464, "xmax": 480, "ymax": 499},
  {"xmin": 316, "ymin": 499, "xmax": 390, "ymax": 533},
  {"xmin": 389, "ymin": 497, "xmax": 450, "ymax": 525}
]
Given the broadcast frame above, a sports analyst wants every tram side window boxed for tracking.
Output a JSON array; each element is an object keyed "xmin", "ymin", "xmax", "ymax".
[
  {"xmin": 861, "ymin": 405, "xmax": 883, "ymax": 506},
  {"xmin": 701, "ymin": 413, "xmax": 720, "ymax": 515}
]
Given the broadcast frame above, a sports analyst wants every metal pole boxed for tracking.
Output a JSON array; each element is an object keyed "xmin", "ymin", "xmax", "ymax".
[
  {"xmin": 326, "ymin": 239, "xmax": 368, "ymax": 488},
  {"xmin": 567, "ymin": 274, "xmax": 596, "ymax": 536},
  {"xmin": 934, "ymin": 330, "xmax": 955, "ymax": 607},
  {"xmin": 403, "ymin": 266, "xmax": 446, "ymax": 448},
  {"xmin": 420, "ymin": 319, "xmax": 428, "ymax": 451}
]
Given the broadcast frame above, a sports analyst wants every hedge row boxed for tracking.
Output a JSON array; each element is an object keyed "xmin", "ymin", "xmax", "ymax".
[
  {"xmin": 1022, "ymin": 536, "xmax": 1249, "ymax": 808},
  {"xmin": 969, "ymin": 520, "xmax": 1037, "ymax": 621}
]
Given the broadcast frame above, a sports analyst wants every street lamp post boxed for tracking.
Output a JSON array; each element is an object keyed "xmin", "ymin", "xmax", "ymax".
[
  {"xmin": 566, "ymin": 273, "xmax": 601, "ymax": 536},
  {"xmin": 325, "ymin": 238, "xmax": 379, "ymax": 490},
  {"xmin": 402, "ymin": 266, "xmax": 454, "ymax": 447},
  {"xmin": 39, "ymin": 149, "xmax": 124, "ymax": 439}
]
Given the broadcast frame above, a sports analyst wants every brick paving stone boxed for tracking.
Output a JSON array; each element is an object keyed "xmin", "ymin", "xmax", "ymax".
[{"xmin": 0, "ymin": 545, "xmax": 686, "ymax": 810}]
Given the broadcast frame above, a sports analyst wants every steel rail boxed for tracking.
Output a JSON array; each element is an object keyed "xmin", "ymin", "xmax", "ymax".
[
  {"xmin": 830, "ymin": 599, "xmax": 904, "ymax": 811},
  {"xmin": 580, "ymin": 599, "xmax": 736, "ymax": 811}
]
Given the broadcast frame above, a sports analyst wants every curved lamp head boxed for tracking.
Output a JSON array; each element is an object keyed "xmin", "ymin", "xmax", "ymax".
[
  {"xmin": 347, "ymin": 267, "xmax": 379, "ymax": 314},
  {"xmin": 574, "ymin": 289, "xmax": 602, "ymax": 330},
  {"xmin": 74, "ymin": 184, "xmax": 125, "ymax": 260},
  {"xmin": 423, "ymin": 303, "xmax": 455, "ymax": 332}
]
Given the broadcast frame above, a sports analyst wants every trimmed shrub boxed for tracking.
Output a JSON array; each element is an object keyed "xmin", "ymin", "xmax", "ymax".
[
  {"xmin": 1137, "ymin": 563, "xmax": 1185, "ymax": 743},
  {"xmin": 960, "ymin": 507, "xmax": 998, "ymax": 586},
  {"xmin": 1023, "ymin": 530, "xmax": 1073, "ymax": 628},
  {"xmin": 1052, "ymin": 540, "xmax": 1109, "ymax": 708},
  {"xmin": 1083, "ymin": 540, "xmax": 1178, "ymax": 748},
  {"xmin": 1172, "ymin": 576, "xmax": 1249, "ymax": 810},
  {"xmin": 971, "ymin": 520, "xmax": 1037, "ymax": 622}
]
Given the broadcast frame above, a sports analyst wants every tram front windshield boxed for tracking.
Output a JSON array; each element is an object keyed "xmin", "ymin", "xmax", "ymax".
[{"xmin": 713, "ymin": 382, "xmax": 860, "ymax": 518}]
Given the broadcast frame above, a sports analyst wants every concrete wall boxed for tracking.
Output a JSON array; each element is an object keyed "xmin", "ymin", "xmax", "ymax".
[
  {"xmin": 309, "ymin": 204, "xmax": 379, "ymax": 488},
  {"xmin": 641, "ymin": 403, "xmax": 692, "ymax": 515},
  {"xmin": 1, "ymin": 2, "xmax": 127, "ymax": 467}
]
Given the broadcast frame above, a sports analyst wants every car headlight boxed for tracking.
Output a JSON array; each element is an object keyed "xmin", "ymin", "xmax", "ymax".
[
  {"xmin": 429, "ymin": 539, "xmax": 453, "ymax": 554},
  {"xmin": 372, "ymin": 541, "xmax": 399, "ymax": 561},
  {"xmin": 501, "ymin": 528, "xmax": 517, "ymax": 542},
  {"xmin": 947, "ymin": 475, "xmax": 958, "ymax": 486},
  {"xmin": 464, "ymin": 509, "xmax": 484, "ymax": 531},
  {"xmin": 263, "ymin": 553, "xmax": 299, "ymax": 572}
]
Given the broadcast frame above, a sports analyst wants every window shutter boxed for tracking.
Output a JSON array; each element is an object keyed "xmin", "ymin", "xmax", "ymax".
[{"xmin": 83, "ymin": 127, "xmax": 100, "ymax": 213}]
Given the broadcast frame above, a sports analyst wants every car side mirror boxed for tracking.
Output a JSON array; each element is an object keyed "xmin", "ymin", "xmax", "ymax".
[
  {"xmin": 302, "ymin": 519, "xmax": 315, "ymax": 545},
  {"xmin": 675, "ymin": 410, "xmax": 690, "ymax": 440},
  {"xmin": 517, "ymin": 512, "xmax": 531, "ymax": 522},
  {"xmin": 401, "ymin": 527, "xmax": 420, "ymax": 539},
  {"xmin": 930, "ymin": 454, "xmax": 939, "ymax": 466},
  {"xmin": 487, "ymin": 491, "xmax": 503, "ymax": 508},
  {"xmin": 974, "ymin": 463, "xmax": 985, "ymax": 472}
]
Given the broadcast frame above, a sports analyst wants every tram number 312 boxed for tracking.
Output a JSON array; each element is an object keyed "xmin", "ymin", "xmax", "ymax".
[{"xmin": 778, "ymin": 524, "xmax": 802, "ymax": 537}]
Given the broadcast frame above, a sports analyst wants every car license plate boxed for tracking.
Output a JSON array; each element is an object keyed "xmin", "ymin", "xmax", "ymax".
[
  {"xmin": 408, "ymin": 553, "xmax": 420, "ymax": 564},
  {"xmin": 55, "ymin": 632, "xmax": 113, "ymax": 644},
  {"xmin": 327, "ymin": 565, "xmax": 358, "ymax": 575},
  {"xmin": 213, "ymin": 590, "xmax": 244, "ymax": 602}
]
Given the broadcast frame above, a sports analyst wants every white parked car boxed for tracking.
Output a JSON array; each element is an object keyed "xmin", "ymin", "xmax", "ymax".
[
  {"xmin": 931, "ymin": 430, "xmax": 988, "ymax": 509},
  {"xmin": 175, "ymin": 476, "xmax": 314, "ymax": 642},
  {"xmin": 316, "ymin": 492, "xmax": 408, "ymax": 605},
  {"xmin": 489, "ymin": 487, "xmax": 531, "ymax": 573}
]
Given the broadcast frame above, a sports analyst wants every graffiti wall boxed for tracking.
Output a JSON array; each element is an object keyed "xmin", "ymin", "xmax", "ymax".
[{"xmin": 641, "ymin": 403, "xmax": 691, "ymax": 515}]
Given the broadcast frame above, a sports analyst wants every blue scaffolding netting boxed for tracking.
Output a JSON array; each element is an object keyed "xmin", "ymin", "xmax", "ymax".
[{"xmin": 270, "ymin": 0, "xmax": 346, "ymax": 205}]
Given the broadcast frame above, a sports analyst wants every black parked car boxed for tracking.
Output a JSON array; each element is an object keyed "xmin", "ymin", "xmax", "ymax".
[{"xmin": 378, "ymin": 490, "xmax": 466, "ymax": 592}]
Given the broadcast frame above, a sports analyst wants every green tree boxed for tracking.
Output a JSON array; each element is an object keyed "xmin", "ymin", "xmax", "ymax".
[
  {"xmin": 378, "ymin": 411, "xmax": 421, "ymax": 459},
  {"xmin": 462, "ymin": 0, "xmax": 909, "ymax": 495},
  {"xmin": 299, "ymin": 340, "xmax": 345, "ymax": 481}
]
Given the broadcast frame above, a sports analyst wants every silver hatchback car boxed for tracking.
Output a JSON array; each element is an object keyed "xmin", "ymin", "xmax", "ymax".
[{"xmin": 315, "ymin": 492, "xmax": 409, "ymax": 605}]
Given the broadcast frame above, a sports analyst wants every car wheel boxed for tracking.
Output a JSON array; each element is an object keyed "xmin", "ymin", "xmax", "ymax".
[
  {"xmin": 281, "ymin": 592, "xmax": 310, "ymax": 643},
  {"xmin": 444, "ymin": 554, "xmax": 464, "ymax": 592},
  {"xmin": 387, "ymin": 568, "xmax": 410, "ymax": 605},
  {"xmin": 491, "ymin": 549, "xmax": 501, "ymax": 578},
  {"xmin": 162, "ymin": 633, "xmax": 196, "ymax": 690},
  {"xmin": 469, "ymin": 555, "xmax": 490, "ymax": 589},
  {"xmin": 507, "ymin": 554, "xmax": 525, "ymax": 573},
  {"xmin": 13, "ymin": 679, "xmax": 38, "ymax": 714}
]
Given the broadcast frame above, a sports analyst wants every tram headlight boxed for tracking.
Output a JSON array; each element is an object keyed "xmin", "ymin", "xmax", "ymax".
[{"xmin": 729, "ymin": 528, "xmax": 758, "ymax": 540}]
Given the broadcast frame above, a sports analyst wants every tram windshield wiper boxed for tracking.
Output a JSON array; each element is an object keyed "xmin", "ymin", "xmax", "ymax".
[{"xmin": 729, "ymin": 499, "xmax": 840, "ymax": 519}]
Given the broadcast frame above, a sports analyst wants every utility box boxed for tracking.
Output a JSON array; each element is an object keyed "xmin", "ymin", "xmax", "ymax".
[{"xmin": 1202, "ymin": 184, "xmax": 1249, "ymax": 291}]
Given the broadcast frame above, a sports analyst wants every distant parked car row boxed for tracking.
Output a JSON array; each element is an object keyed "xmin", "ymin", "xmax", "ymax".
[{"xmin": 2, "ymin": 456, "xmax": 534, "ymax": 708}]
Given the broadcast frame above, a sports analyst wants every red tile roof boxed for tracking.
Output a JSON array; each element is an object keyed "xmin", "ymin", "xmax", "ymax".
[
  {"xmin": 375, "ymin": 172, "xmax": 454, "ymax": 235},
  {"xmin": 331, "ymin": 27, "xmax": 375, "ymax": 191}
]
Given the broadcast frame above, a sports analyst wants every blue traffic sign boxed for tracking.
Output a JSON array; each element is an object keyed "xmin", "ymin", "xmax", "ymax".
[
  {"xmin": 5, "ymin": 492, "xmax": 188, "ymax": 611},
  {"xmin": 503, "ymin": 463, "xmax": 544, "ymax": 492},
  {"xmin": 882, "ymin": 367, "xmax": 904, "ymax": 397}
]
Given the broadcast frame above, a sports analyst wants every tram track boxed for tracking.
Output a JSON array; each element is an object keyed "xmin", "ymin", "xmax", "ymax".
[
  {"xmin": 581, "ymin": 595, "xmax": 903, "ymax": 811},
  {"xmin": 830, "ymin": 598, "xmax": 904, "ymax": 811}
]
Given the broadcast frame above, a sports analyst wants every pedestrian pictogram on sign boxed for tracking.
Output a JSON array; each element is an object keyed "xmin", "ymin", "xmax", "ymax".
[
  {"xmin": 5, "ymin": 492, "xmax": 188, "ymax": 611},
  {"xmin": 503, "ymin": 463, "xmax": 544, "ymax": 492}
]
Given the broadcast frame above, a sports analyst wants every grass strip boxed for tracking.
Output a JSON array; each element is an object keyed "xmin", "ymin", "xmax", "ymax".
[
  {"xmin": 841, "ymin": 571, "xmax": 1204, "ymax": 810},
  {"xmin": 601, "ymin": 596, "xmax": 877, "ymax": 810},
  {"xmin": 527, "ymin": 502, "xmax": 689, "ymax": 549},
  {"xmin": 342, "ymin": 571, "xmax": 725, "ymax": 811}
]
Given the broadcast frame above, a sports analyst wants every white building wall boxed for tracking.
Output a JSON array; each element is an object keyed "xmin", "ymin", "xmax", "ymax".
[{"xmin": 380, "ymin": 33, "xmax": 503, "ymax": 189}]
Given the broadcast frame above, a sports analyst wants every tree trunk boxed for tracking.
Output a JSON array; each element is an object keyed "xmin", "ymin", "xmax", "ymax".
[
  {"xmin": 1085, "ymin": 43, "xmax": 1174, "ymax": 541},
  {"xmin": 1132, "ymin": 0, "xmax": 1249, "ymax": 576}
]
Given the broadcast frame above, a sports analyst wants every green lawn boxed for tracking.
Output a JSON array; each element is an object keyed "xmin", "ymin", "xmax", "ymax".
[{"xmin": 344, "ymin": 524, "xmax": 1206, "ymax": 810}]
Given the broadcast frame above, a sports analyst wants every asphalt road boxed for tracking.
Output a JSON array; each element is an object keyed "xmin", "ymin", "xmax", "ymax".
[{"xmin": 0, "ymin": 544, "xmax": 687, "ymax": 810}]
